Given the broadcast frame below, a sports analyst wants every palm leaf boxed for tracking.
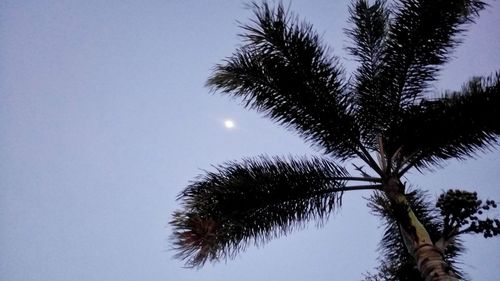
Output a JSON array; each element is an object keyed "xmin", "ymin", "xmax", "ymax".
[
  {"xmin": 351, "ymin": 0, "xmax": 487, "ymax": 153},
  {"xmin": 346, "ymin": 0, "xmax": 390, "ymax": 148},
  {"xmin": 387, "ymin": 72, "xmax": 500, "ymax": 172},
  {"xmin": 206, "ymin": 2, "xmax": 359, "ymax": 159},
  {"xmin": 382, "ymin": 0, "xmax": 486, "ymax": 106},
  {"xmin": 171, "ymin": 156, "xmax": 352, "ymax": 267}
]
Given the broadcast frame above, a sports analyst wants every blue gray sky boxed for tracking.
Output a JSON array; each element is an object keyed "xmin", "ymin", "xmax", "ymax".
[{"xmin": 1, "ymin": 1, "xmax": 499, "ymax": 280}]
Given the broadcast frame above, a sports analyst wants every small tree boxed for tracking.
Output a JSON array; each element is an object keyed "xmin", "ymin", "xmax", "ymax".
[{"xmin": 171, "ymin": 1, "xmax": 500, "ymax": 280}]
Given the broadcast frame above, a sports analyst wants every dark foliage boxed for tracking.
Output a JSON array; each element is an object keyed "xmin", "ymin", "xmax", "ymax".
[
  {"xmin": 382, "ymin": 0, "xmax": 486, "ymax": 104},
  {"xmin": 386, "ymin": 73, "xmax": 500, "ymax": 171},
  {"xmin": 349, "ymin": 0, "xmax": 488, "ymax": 152},
  {"xmin": 346, "ymin": 0, "xmax": 390, "ymax": 148},
  {"xmin": 437, "ymin": 189, "xmax": 500, "ymax": 238},
  {"xmin": 171, "ymin": 156, "xmax": 349, "ymax": 267},
  {"xmin": 206, "ymin": 2, "xmax": 360, "ymax": 159}
]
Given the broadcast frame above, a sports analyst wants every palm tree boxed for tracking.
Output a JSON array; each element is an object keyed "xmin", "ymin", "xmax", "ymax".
[{"xmin": 171, "ymin": 1, "xmax": 500, "ymax": 280}]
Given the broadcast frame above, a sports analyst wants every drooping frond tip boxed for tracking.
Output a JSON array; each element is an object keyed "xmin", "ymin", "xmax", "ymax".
[
  {"xmin": 170, "ymin": 212, "xmax": 220, "ymax": 267},
  {"xmin": 170, "ymin": 156, "xmax": 350, "ymax": 267}
]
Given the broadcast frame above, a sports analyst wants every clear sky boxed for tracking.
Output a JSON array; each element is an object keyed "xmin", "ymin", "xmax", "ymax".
[{"xmin": 1, "ymin": 1, "xmax": 499, "ymax": 280}]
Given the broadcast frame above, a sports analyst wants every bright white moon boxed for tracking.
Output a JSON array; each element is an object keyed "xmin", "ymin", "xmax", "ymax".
[{"xmin": 224, "ymin": 119, "xmax": 235, "ymax": 129}]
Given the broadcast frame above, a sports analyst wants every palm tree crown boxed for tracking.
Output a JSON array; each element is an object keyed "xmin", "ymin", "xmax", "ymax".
[{"xmin": 171, "ymin": 1, "xmax": 499, "ymax": 280}]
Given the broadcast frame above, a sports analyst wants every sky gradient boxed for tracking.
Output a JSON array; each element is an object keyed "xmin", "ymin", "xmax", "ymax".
[{"xmin": 1, "ymin": 1, "xmax": 499, "ymax": 280}]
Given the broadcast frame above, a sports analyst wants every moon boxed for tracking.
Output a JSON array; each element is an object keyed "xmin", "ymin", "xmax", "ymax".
[{"xmin": 224, "ymin": 119, "xmax": 235, "ymax": 129}]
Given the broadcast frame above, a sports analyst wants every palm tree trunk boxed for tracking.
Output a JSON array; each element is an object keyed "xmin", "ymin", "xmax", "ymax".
[{"xmin": 384, "ymin": 178, "xmax": 459, "ymax": 281}]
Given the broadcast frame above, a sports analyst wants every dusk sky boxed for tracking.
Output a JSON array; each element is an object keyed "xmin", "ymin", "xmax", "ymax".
[{"xmin": 1, "ymin": 1, "xmax": 499, "ymax": 280}]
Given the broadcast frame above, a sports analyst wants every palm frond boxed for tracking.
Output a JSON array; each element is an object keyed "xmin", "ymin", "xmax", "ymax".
[
  {"xmin": 171, "ymin": 156, "xmax": 354, "ymax": 267},
  {"xmin": 346, "ymin": 0, "xmax": 389, "ymax": 64},
  {"xmin": 382, "ymin": 0, "xmax": 486, "ymax": 106},
  {"xmin": 206, "ymin": 2, "xmax": 359, "ymax": 159},
  {"xmin": 352, "ymin": 0, "xmax": 487, "ymax": 152},
  {"xmin": 346, "ymin": 0, "xmax": 390, "ymax": 147},
  {"xmin": 386, "ymin": 72, "xmax": 500, "ymax": 172},
  {"xmin": 366, "ymin": 189, "xmax": 467, "ymax": 280}
]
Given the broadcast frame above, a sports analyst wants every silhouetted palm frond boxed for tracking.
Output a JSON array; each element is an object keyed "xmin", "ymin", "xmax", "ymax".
[
  {"xmin": 382, "ymin": 0, "xmax": 486, "ymax": 106},
  {"xmin": 386, "ymin": 72, "xmax": 500, "ymax": 172},
  {"xmin": 206, "ymin": 2, "xmax": 360, "ymax": 159},
  {"xmin": 346, "ymin": 0, "xmax": 390, "ymax": 148},
  {"xmin": 349, "ymin": 0, "xmax": 487, "ymax": 154},
  {"xmin": 171, "ymin": 156, "xmax": 356, "ymax": 267}
]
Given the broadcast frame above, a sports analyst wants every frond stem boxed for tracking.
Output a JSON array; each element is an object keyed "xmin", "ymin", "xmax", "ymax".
[
  {"xmin": 397, "ymin": 160, "xmax": 417, "ymax": 177},
  {"xmin": 357, "ymin": 145, "xmax": 384, "ymax": 176},
  {"xmin": 305, "ymin": 184, "xmax": 383, "ymax": 198},
  {"xmin": 342, "ymin": 184, "xmax": 384, "ymax": 191},
  {"xmin": 377, "ymin": 135, "xmax": 388, "ymax": 172},
  {"xmin": 396, "ymin": 150, "xmax": 423, "ymax": 176},
  {"xmin": 249, "ymin": 184, "xmax": 384, "ymax": 213},
  {"xmin": 328, "ymin": 176, "xmax": 382, "ymax": 183}
]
